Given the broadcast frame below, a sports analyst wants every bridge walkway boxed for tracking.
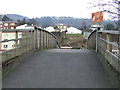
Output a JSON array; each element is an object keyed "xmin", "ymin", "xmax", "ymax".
[{"xmin": 3, "ymin": 49, "xmax": 112, "ymax": 88}]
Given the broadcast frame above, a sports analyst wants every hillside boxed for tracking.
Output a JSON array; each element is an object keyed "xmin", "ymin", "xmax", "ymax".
[
  {"xmin": 2, "ymin": 14, "xmax": 117, "ymax": 29},
  {"xmin": 2, "ymin": 14, "xmax": 29, "ymax": 21}
]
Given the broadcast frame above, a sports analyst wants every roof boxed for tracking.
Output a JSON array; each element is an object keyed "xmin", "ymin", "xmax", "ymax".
[
  {"xmin": 56, "ymin": 23, "xmax": 67, "ymax": 26},
  {"xmin": 91, "ymin": 23, "xmax": 104, "ymax": 27},
  {"xmin": 2, "ymin": 21, "xmax": 17, "ymax": 23},
  {"xmin": 16, "ymin": 24, "xmax": 34, "ymax": 29}
]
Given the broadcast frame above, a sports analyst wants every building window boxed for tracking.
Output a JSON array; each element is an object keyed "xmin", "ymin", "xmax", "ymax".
[
  {"xmin": 12, "ymin": 33, "xmax": 15, "ymax": 37},
  {"xmin": 0, "ymin": 25, "xmax": 2, "ymax": 27},
  {"xmin": 4, "ymin": 27, "xmax": 8, "ymax": 29},
  {"xmin": 4, "ymin": 39, "xmax": 8, "ymax": 41},
  {"xmin": 12, "ymin": 45, "xmax": 15, "ymax": 48},
  {"xmin": 11, "ymin": 27, "xmax": 14, "ymax": 29},
  {"xmin": 10, "ymin": 23, "xmax": 15, "ymax": 26},
  {"xmin": 19, "ymin": 33, "xmax": 22, "ymax": 36},
  {"xmin": 4, "ymin": 23, "xmax": 8, "ymax": 26},
  {"xmin": 3, "ymin": 45, "xmax": 8, "ymax": 48},
  {"xmin": 64, "ymin": 26, "xmax": 66, "ymax": 29},
  {"xmin": 4, "ymin": 33, "xmax": 8, "ymax": 37}
]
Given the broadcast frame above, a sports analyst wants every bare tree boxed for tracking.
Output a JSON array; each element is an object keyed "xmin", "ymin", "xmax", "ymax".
[
  {"xmin": 82, "ymin": 21, "xmax": 87, "ymax": 30},
  {"xmin": 89, "ymin": 0, "xmax": 120, "ymax": 20}
]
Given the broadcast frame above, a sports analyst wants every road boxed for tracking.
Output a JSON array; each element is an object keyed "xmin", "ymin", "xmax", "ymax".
[{"xmin": 3, "ymin": 49, "xmax": 112, "ymax": 88}]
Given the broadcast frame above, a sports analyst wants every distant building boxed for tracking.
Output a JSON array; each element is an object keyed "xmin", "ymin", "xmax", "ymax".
[
  {"xmin": 16, "ymin": 24, "xmax": 34, "ymax": 29},
  {"xmin": 0, "ymin": 23, "xmax": 34, "ymax": 51},
  {"xmin": 67, "ymin": 27, "xmax": 82, "ymax": 34},
  {"xmin": 45, "ymin": 26, "xmax": 56, "ymax": 32},
  {"xmin": 0, "ymin": 21, "xmax": 19, "ymax": 51},
  {"xmin": 0, "ymin": 24, "xmax": 34, "ymax": 51},
  {"xmin": 0, "ymin": 21, "xmax": 17, "ymax": 29},
  {"xmin": 0, "ymin": 31, "xmax": 22, "ymax": 51},
  {"xmin": 90, "ymin": 24, "xmax": 104, "ymax": 30},
  {"xmin": 57, "ymin": 24, "xmax": 68, "ymax": 32}
]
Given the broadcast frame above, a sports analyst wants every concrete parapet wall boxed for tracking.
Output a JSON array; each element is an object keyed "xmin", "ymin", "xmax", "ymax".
[
  {"xmin": 87, "ymin": 30, "xmax": 120, "ymax": 88},
  {"xmin": 98, "ymin": 53, "xmax": 120, "ymax": 88},
  {"xmin": 87, "ymin": 30, "xmax": 96, "ymax": 50},
  {"xmin": 1, "ymin": 31, "xmax": 34, "ymax": 65},
  {"xmin": 35, "ymin": 27, "xmax": 60, "ymax": 49},
  {"xmin": 1, "ymin": 27, "xmax": 60, "ymax": 69}
]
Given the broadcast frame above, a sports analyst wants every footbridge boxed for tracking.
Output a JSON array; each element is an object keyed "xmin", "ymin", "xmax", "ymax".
[{"xmin": 0, "ymin": 27, "xmax": 120, "ymax": 88}]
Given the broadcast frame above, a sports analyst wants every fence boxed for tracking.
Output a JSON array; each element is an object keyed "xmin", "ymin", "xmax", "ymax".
[{"xmin": 87, "ymin": 30, "xmax": 120, "ymax": 88}]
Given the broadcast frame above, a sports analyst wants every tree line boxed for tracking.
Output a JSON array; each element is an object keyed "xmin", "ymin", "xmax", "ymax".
[{"xmin": 2, "ymin": 15, "xmax": 118, "ymax": 30}]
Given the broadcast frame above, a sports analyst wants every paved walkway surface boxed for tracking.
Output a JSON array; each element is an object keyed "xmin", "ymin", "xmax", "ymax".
[{"xmin": 3, "ymin": 49, "xmax": 112, "ymax": 88}]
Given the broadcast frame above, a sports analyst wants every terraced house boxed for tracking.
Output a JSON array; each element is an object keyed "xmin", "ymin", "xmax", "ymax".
[
  {"xmin": 0, "ymin": 32, "xmax": 22, "ymax": 51},
  {"xmin": 0, "ymin": 21, "xmax": 17, "ymax": 29},
  {"xmin": 0, "ymin": 16, "xmax": 22, "ymax": 51}
]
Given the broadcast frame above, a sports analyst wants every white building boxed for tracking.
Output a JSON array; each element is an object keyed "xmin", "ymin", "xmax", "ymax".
[
  {"xmin": 0, "ymin": 24, "xmax": 34, "ymax": 51},
  {"xmin": 57, "ymin": 24, "xmax": 68, "ymax": 32},
  {"xmin": 16, "ymin": 24, "xmax": 34, "ymax": 29},
  {"xmin": 45, "ymin": 26, "xmax": 56, "ymax": 32},
  {"xmin": 90, "ymin": 24, "xmax": 104, "ymax": 30},
  {"xmin": 0, "ymin": 31, "xmax": 22, "ymax": 51},
  {"xmin": 66, "ymin": 27, "xmax": 82, "ymax": 34}
]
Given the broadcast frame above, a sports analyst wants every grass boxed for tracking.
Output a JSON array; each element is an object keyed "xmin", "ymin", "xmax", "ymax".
[{"xmin": 60, "ymin": 33, "xmax": 86, "ymax": 49}]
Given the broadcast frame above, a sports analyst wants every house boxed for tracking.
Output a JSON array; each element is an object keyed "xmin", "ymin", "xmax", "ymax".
[
  {"xmin": 45, "ymin": 26, "xmax": 56, "ymax": 32},
  {"xmin": 0, "ymin": 24, "xmax": 34, "ymax": 51},
  {"xmin": 57, "ymin": 24, "xmax": 68, "ymax": 32},
  {"xmin": 16, "ymin": 24, "xmax": 34, "ymax": 29},
  {"xmin": 0, "ymin": 21, "xmax": 17, "ymax": 29},
  {"xmin": 0, "ymin": 15, "xmax": 17, "ymax": 29},
  {"xmin": 90, "ymin": 24, "xmax": 104, "ymax": 30},
  {"xmin": 0, "ymin": 31, "xmax": 22, "ymax": 51},
  {"xmin": 0, "ymin": 22, "xmax": 25, "ymax": 51},
  {"xmin": 66, "ymin": 27, "xmax": 82, "ymax": 34}
]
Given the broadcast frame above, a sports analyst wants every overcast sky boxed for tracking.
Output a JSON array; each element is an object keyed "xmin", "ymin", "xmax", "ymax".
[{"xmin": 0, "ymin": 0, "xmax": 109, "ymax": 19}]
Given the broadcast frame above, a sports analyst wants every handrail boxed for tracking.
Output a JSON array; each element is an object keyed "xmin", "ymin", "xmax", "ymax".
[
  {"xmin": 99, "ymin": 37, "xmax": 119, "ymax": 48},
  {"xmin": 98, "ymin": 30, "xmax": 120, "ymax": 34},
  {"xmin": 36, "ymin": 27, "xmax": 57, "ymax": 39},
  {"xmin": 0, "ymin": 36, "xmax": 33, "ymax": 43},
  {"xmin": 34, "ymin": 26, "xmax": 61, "ymax": 49},
  {"xmin": 0, "ymin": 29, "xmax": 35, "ymax": 32}
]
